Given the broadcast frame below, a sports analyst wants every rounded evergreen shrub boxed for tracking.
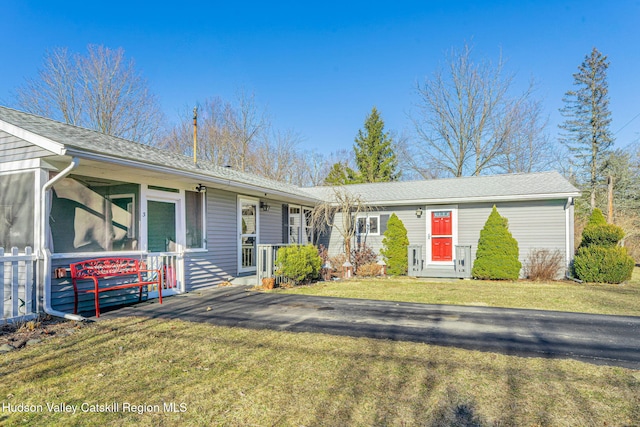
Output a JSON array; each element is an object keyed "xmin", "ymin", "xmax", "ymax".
[
  {"xmin": 276, "ymin": 244, "xmax": 322, "ymax": 285},
  {"xmin": 580, "ymin": 223, "xmax": 625, "ymax": 248},
  {"xmin": 573, "ymin": 208, "xmax": 634, "ymax": 284},
  {"xmin": 573, "ymin": 246, "xmax": 635, "ymax": 284},
  {"xmin": 585, "ymin": 208, "xmax": 607, "ymax": 227},
  {"xmin": 472, "ymin": 206, "xmax": 522, "ymax": 280},
  {"xmin": 380, "ymin": 213, "xmax": 409, "ymax": 275}
]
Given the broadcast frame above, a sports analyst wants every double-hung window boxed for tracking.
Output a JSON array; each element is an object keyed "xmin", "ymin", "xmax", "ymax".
[{"xmin": 356, "ymin": 215, "xmax": 379, "ymax": 236}]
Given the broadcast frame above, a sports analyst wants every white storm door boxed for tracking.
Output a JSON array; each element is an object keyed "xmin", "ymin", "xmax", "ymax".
[{"xmin": 238, "ymin": 197, "xmax": 259, "ymax": 273}]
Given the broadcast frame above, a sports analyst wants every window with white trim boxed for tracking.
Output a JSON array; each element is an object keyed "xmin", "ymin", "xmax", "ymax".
[
  {"xmin": 185, "ymin": 190, "xmax": 205, "ymax": 249},
  {"xmin": 289, "ymin": 206, "xmax": 301, "ymax": 243},
  {"xmin": 303, "ymin": 207, "xmax": 313, "ymax": 244},
  {"xmin": 356, "ymin": 215, "xmax": 380, "ymax": 236},
  {"xmin": 287, "ymin": 205, "xmax": 314, "ymax": 244}
]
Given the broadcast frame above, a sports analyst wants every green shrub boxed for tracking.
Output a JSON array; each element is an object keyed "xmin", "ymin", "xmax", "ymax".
[
  {"xmin": 573, "ymin": 208, "xmax": 634, "ymax": 283},
  {"xmin": 276, "ymin": 244, "xmax": 322, "ymax": 285},
  {"xmin": 573, "ymin": 246, "xmax": 635, "ymax": 284},
  {"xmin": 380, "ymin": 213, "xmax": 409, "ymax": 275},
  {"xmin": 472, "ymin": 206, "xmax": 522, "ymax": 280},
  {"xmin": 586, "ymin": 208, "xmax": 607, "ymax": 227},
  {"xmin": 580, "ymin": 223, "xmax": 625, "ymax": 248}
]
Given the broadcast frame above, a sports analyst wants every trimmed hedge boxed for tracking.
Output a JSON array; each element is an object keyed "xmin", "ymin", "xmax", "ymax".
[
  {"xmin": 580, "ymin": 223, "xmax": 625, "ymax": 248},
  {"xmin": 380, "ymin": 213, "xmax": 409, "ymax": 275},
  {"xmin": 573, "ymin": 246, "xmax": 635, "ymax": 284},
  {"xmin": 472, "ymin": 206, "xmax": 521, "ymax": 280},
  {"xmin": 276, "ymin": 244, "xmax": 322, "ymax": 285},
  {"xmin": 573, "ymin": 208, "xmax": 634, "ymax": 284}
]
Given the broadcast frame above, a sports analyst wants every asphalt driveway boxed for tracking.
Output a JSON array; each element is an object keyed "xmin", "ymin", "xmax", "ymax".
[{"xmin": 98, "ymin": 285, "xmax": 640, "ymax": 370}]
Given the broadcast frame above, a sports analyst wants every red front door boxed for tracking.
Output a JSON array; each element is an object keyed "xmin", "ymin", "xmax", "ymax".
[{"xmin": 431, "ymin": 211, "xmax": 452, "ymax": 261}]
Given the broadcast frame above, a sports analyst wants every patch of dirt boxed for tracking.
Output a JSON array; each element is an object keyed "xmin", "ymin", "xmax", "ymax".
[{"xmin": 0, "ymin": 316, "xmax": 89, "ymax": 352}]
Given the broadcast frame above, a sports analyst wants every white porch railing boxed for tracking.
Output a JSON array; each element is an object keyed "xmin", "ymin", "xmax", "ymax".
[
  {"xmin": 241, "ymin": 244, "xmax": 255, "ymax": 269},
  {"xmin": 256, "ymin": 244, "xmax": 290, "ymax": 286},
  {"xmin": 1, "ymin": 247, "xmax": 37, "ymax": 323},
  {"xmin": 144, "ymin": 252, "xmax": 183, "ymax": 297}
]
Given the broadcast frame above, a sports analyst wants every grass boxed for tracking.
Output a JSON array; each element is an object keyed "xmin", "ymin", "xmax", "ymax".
[
  {"xmin": 0, "ymin": 316, "xmax": 638, "ymax": 426},
  {"xmin": 276, "ymin": 267, "xmax": 640, "ymax": 317}
]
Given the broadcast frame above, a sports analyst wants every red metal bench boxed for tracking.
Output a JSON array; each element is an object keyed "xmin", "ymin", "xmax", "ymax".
[{"xmin": 70, "ymin": 257, "xmax": 163, "ymax": 318}]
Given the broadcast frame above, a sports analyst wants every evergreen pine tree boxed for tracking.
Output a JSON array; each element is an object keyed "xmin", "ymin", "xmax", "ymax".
[
  {"xmin": 353, "ymin": 107, "xmax": 399, "ymax": 183},
  {"xmin": 472, "ymin": 206, "xmax": 522, "ymax": 280},
  {"xmin": 323, "ymin": 162, "xmax": 360, "ymax": 185},
  {"xmin": 380, "ymin": 214, "xmax": 409, "ymax": 275},
  {"xmin": 559, "ymin": 47, "xmax": 614, "ymax": 209}
]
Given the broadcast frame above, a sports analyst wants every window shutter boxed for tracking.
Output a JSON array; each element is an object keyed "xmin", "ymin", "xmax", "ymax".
[
  {"xmin": 380, "ymin": 214, "xmax": 390, "ymax": 235},
  {"xmin": 282, "ymin": 204, "xmax": 289, "ymax": 243}
]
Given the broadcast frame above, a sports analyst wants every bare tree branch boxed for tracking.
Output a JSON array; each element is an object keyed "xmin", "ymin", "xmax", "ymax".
[
  {"xmin": 409, "ymin": 43, "xmax": 548, "ymax": 177},
  {"xmin": 15, "ymin": 45, "xmax": 165, "ymax": 145}
]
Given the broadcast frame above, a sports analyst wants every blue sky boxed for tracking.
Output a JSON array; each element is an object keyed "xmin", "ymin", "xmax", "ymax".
[{"xmin": 2, "ymin": 1, "xmax": 639, "ymax": 156}]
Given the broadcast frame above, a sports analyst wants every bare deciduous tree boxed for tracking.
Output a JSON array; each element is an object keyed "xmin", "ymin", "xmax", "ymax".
[
  {"xmin": 252, "ymin": 129, "xmax": 306, "ymax": 184},
  {"xmin": 312, "ymin": 188, "xmax": 370, "ymax": 259},
  {"xmin": 410, "ymin": 43, "xmax": 547, "ymax": 177},
  {"xmin": 163, "ymin": 92, "xmax": 325, "ymax": 186},
  {"xmin": 15, "ymin": 45, "xmax": 165, "ymax": 145},
  {"xmin": 162, "ymin": 98, "xmax": 237, "ymax": 166},
  {"xmin": 500, "ymin": 98, "xmax": 553, "ymax": 173},
  {"xmin": 227, "ymin": 89, "xmax": 269, "ymax": 172}
]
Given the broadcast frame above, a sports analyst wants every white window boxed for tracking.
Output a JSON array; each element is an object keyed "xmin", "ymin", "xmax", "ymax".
[
  {"xmin": 289, "ymin": 206, "xmax": 301, "ymax": 243},
  {"xmin": 303, "ymin": 207, "xmax": 313, "ymax": 244},
  {"xmin": 356, "ymin": 215, "xmax": 379, "ymax": 236},
  {"xmin": 287, "ymin": 205, "xmax": 314, "ymax": 244},
  {"xmin": 185, "ymin": 190, "xmax": 206, "ymax": 249}
]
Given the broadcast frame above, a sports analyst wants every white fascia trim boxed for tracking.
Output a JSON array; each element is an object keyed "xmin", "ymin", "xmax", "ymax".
[
  {"xmin": 0, "ymin": 120, "xmax": 66, "ymax": 155},
  {"xmin": 363, "ymin": 192, "xmax": 583, "ymax": 206},
  {"xmin": 64, "ymin": 149, "xmax": 321, "ymax": 205}
]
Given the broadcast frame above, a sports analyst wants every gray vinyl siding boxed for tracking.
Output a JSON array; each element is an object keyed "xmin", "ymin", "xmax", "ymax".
[
  {"xmin": 259, "ymin": 201, "xmax": 284, "ymax": 245},
  {"xmin": 322, "ymin": 200, "xmax": 570, "ymax": 277},
  {"xmin": 457, "ymin": 200, "xmax": 569, "ymax": 275},
  {"xmin": 0, "ymin": 131, "xmax": 52, "ymax": 162},
  {"xmin": 322, "ymin": 206, "xmax": 426, "ymax": 259},
  {"xmin": 50, "ymin": 256, "xmax": 146, "ymax": 315},
  {"xmin": 185, "ymin": 188, "xmax": 238, "ymax": 290}
]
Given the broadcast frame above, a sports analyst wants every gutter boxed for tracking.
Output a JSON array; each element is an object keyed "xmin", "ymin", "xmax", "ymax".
[
  {"xmin": 40, "ymin": 157, "xmax": 85, "ymax": 321},
  {"xmin": 63, "ymin": 150, "xmax": 321, "ymax": 205}
]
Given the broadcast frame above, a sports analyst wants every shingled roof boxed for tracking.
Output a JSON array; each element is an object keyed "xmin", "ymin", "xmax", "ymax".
[
  {"xmin": 0, "ymin": 106, "xmax": 319, "ymax": 202},
  {"xmin": 305, "ymin": 171, "xmax": 581, "ymax": 205},
  {"xmin": 1, "ymin": 106, "xmax": 580, "ymax": 205}
]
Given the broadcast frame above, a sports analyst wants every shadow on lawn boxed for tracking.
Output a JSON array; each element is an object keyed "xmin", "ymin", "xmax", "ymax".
[{"xmin": 1, "ymin": 316, "xmax": 638, "ymax": 426}]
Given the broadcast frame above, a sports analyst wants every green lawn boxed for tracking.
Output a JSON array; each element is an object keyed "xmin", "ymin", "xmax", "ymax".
[
  {"xmin": 276, "ymin": 267, "xmax": 640, "ymax": 316},
  {"xmin": 1, "ymin": 317, "xmax": 638, "ymax": 426}
]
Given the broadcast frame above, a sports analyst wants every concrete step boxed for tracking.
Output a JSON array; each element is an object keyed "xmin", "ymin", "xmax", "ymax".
[{"xmin": 230, "ymin": 275, "xmax": 257, "ymax": 286}]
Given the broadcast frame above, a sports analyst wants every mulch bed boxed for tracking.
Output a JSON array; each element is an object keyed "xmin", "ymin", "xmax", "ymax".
[{"xmin": 0, "ymin": 316, "xmax": 89, "ymax": 352}]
